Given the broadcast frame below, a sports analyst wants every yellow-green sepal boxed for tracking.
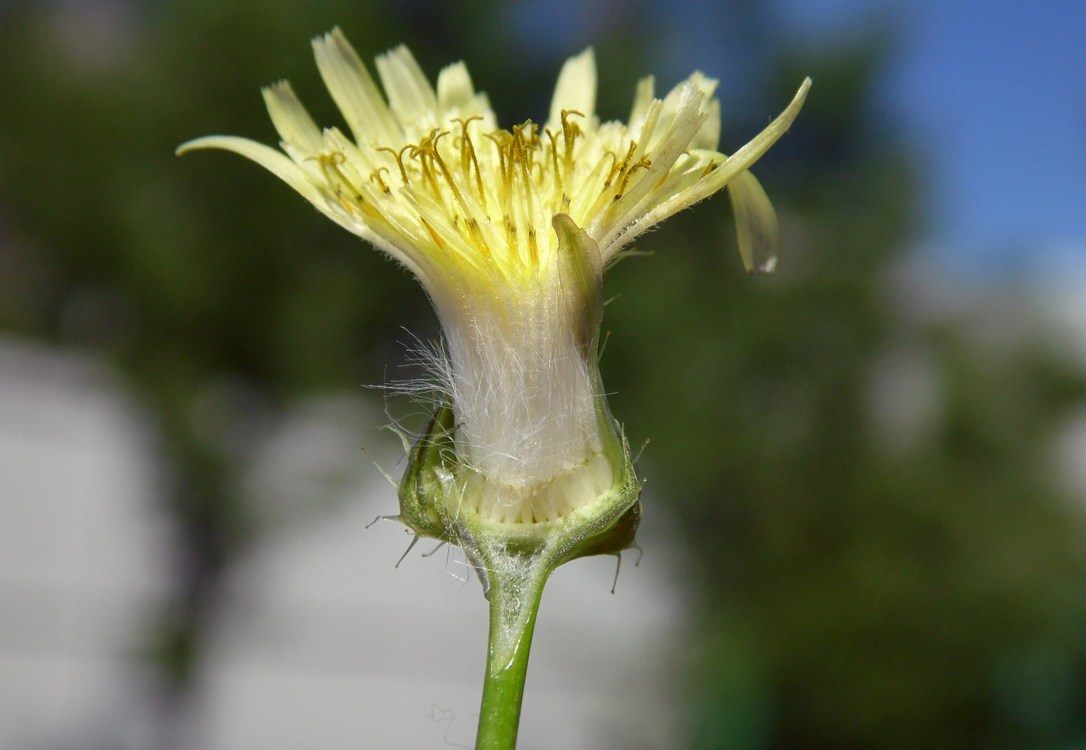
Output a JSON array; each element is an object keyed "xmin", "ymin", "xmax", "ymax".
[
  {"xmin": 727, "ymin": 169, "xmax": 780, "ymax": 274},
  {"xmin": 396, "ymin": 398, "xmax": 457, "ymax": 541}
]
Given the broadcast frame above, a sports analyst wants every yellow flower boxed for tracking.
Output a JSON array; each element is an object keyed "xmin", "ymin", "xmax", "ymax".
[{"xmin": 179, "ymin": 29, "xmax": 808, "ymax": 546}]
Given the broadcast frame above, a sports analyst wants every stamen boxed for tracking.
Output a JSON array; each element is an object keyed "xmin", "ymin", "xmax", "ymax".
[
  {"xmin": 377, "ymin": 145, "xmax": 412, "ymax": 185},
  {"xmin": 560, "ymin": 109, "xmax": 584, "ymax": 179},
  {"xmin": 309, "ymin": 152, "xmax": 388, "ymax": 224},
  {"xmin": 409, "ymin": 129, "xmax": 449, "ymax": 198},
  {"xmin": 615, "ymin": 141, "xmax": 638, "ymax": 178},
  {"xmin": 433, "ymin": 142, "xmax": 493, "ymax": 257},
  {"xmin": 453, "ymin": 116, "xmax": 487, "ymax": 210},
  {"xmin": 405, "ymin": 128, "xmax": 495, "ymax": 259},
  {"xmin": 313, "ymin": 151, "xmax": 367, "ymax": 211},
  {"xmin": 370, "ymin": 166, "xmax": 391, "ymax": 193},
  {"xmin": 511, "ymin": 122, "xmax": 540, "ymax": 264},
  {"xmin": 451, "ymin": 116, "xmax": 482, "ymax": 172},
  {"xmin": 527, "ymin": 227, "xmax": 539, "ymax": 265},
  {"xmin": 465, "ymin": 217, "xmax": 490, "ymax": 259},
  {"xmin": 419, "ymin": 217, "xmax": 448, "ymax": 251},
  {"xmin": 615, "ymin": 158, "xmax": 652, "ymax": 199},
  {"xmin": 545, "ymin": 128, "xmax": 562, "ymax": 195},
  {"xmin": 599, "ymin": 150, "xmax": 619, "ymax": 190},
  {"xmin": 312, "ymin": 151, "xmax": 346, "ymax": 184},
  {"xmin": 486, "ymin": 131, "xmax": 510, "ymax": 188},
  {"xmin": 486, "ymin": 131, "xmax": 515, "ymax": 241},
  {"xmin": 503, "ymin": 214, "xmax": 516, "ymax": 251}
]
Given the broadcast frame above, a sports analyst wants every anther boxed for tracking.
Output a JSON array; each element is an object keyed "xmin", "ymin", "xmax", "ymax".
[
  {"xmin": 545, "ymin": 128, "xmax": 562, "ymax": 193},
  {"xmin": 560, "ymin": 109, "xmax": 584, "ymax": 173},
  {"xmin": 486, "ymin": 131, "xmax": 514, "ymax": 217},
  {"xmin": 377, "ymin": 145, "xmax": 412, "ymax": 184},
  {"xmin": 452, "ymin": 116, "xmax": 488, "ymax": 210},
  {"xmin": 599, "ymin": 151, "xmax": 619, "ymax": 190},
  {"xmin": 617, "ymin": 141, "xmax": 638, "ymax": 174},
  {"xmin": 420, "ymin": 217, "xmax": 448, "ymax": 251},
  {"xmin": 615, "ymin": 158, "xmax": 652, "ymax": 199},
  {"xmin": 409, "ymin": 132, "xmax": 447, "ymax": 198},
  {"xmin": 370, "ymin": 166, "xmax": 391, "ymax": 193},
  {"xmin": 451, "ymin": 116, "xmax": 483, "ymax": 172},
  {"xmin": 315, "ymin": 151, "xmax": 366, "ymax": 208},
  {"xmin": 527, "ymin": 227, "xmax": 539, "ymax": 265}
]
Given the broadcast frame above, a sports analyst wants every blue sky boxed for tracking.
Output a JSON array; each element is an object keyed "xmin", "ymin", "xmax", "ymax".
[
  {"xmin": 514, "ymin": 0, "xmax": 1085, "ymax": 274},
  {"xmin": 778, "ymin": 0, "xmax": 1086, "ymax": 274}
]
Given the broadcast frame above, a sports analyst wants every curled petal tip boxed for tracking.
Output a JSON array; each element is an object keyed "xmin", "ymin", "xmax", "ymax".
[
  {"xmin": 175, "ymin": 136, "xmax": 210, "ymax": 156},
  {"xmin": 793, "ymin": 77, "xmax": 812, "ymax": 112}
]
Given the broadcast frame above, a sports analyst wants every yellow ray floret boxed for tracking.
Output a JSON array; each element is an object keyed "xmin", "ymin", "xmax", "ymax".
[
  {"xmin": 179, "ymin": 28, "xmax": 810, "ymax": 294},
  {"xmin": 179, "ymin": 31, "xmax": 809, "ymax": 528}
]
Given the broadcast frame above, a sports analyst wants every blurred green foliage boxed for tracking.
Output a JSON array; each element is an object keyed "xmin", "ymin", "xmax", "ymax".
[{"xmin": 2, "ymin": 1, "xmax": 1085, "ymax": 748}]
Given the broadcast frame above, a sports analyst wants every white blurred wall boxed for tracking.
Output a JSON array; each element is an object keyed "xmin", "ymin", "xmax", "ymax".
[{"xmin": 0, "ymin": 338, "xmax": 687, "ymax": 750}]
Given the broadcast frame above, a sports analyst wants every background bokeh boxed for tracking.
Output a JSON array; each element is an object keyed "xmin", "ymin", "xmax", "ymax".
[{"xmin": 2, "ymin": 1, "xmax": 1086, "ymax": 748}]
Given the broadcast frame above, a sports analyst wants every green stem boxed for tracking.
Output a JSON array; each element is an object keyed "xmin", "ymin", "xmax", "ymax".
[{"xmin": 474, "ymin": 554, "xmax": 550, "ymax": 750}]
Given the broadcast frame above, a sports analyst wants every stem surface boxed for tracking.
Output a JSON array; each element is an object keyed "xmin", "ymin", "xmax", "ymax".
[{"xmin": 474, "ymin": 554, "xmax": 549, "ymax": 750}]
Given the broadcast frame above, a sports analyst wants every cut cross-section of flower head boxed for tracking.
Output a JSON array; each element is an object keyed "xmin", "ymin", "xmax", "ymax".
[{"xmin": 179, "ymin": 29, "xmax": 808, "ymax": 543}]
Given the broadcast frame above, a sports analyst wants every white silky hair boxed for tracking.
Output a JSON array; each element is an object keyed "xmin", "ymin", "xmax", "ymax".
[{"xmin": 437, "ymin": 285, "xmax": 602, "ymax": 488}]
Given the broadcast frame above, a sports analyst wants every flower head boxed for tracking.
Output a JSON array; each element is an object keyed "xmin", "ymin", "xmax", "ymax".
[{"xmin": 179, "ymin": 30, "xmax": 808, "ymax": 565}]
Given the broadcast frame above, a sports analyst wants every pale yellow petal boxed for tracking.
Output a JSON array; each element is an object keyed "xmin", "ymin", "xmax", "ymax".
[
  {"xmin": 679, "ymin": 77, "xmax": 809, "ymax": 206},
  {"xmin": 727, "ymin": 170, "xmax": 780, "ymax": 274},
  {"xmin": 654, "ymin": 71, "xmax": 714, "ymax": 136},
  {"xmin": 546, "ymin": 48, "xmax": 597, "ymax": 129},
  {"xmin": 603, "ymin": 77, "xmax": 810, "ymax": 257},
  {"xmin": 691, "ymin": 96, "xmax": 720, "ymax": 151},
  {"xmin": 436, "ymin": 61, "xmax": 476, "ymax": 115},
  {"xmin": 685, "ymin": 71, "xmax": 718, "ymax": 101},
  {"xmin": 177, "ymin": 135, "xmax": 329, "ymax": 208},
  {"xmin": 375, "ymin": 45, "xmax": 438, "ymax": 126},
  {"xmin": 627, "ymin": 75, "xmax": 655, "ymax": 125},
  {"xmin": 178, "ymin": 136, "xmax": 435, "ymax": 282},
  {"xmin": 592, "ymin": 82, "xmax": 706, "ymax": 238},
  {"xmin": 312, "ymin": 27, "xmax": 398, "ymax": 145},
  {"xmin": 261, "ymin": 81, "xmax": 324, "ymax": 153},
  {"xmin": 473, "ymin": 93, "xmax": 499, "ymax": 129}
]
